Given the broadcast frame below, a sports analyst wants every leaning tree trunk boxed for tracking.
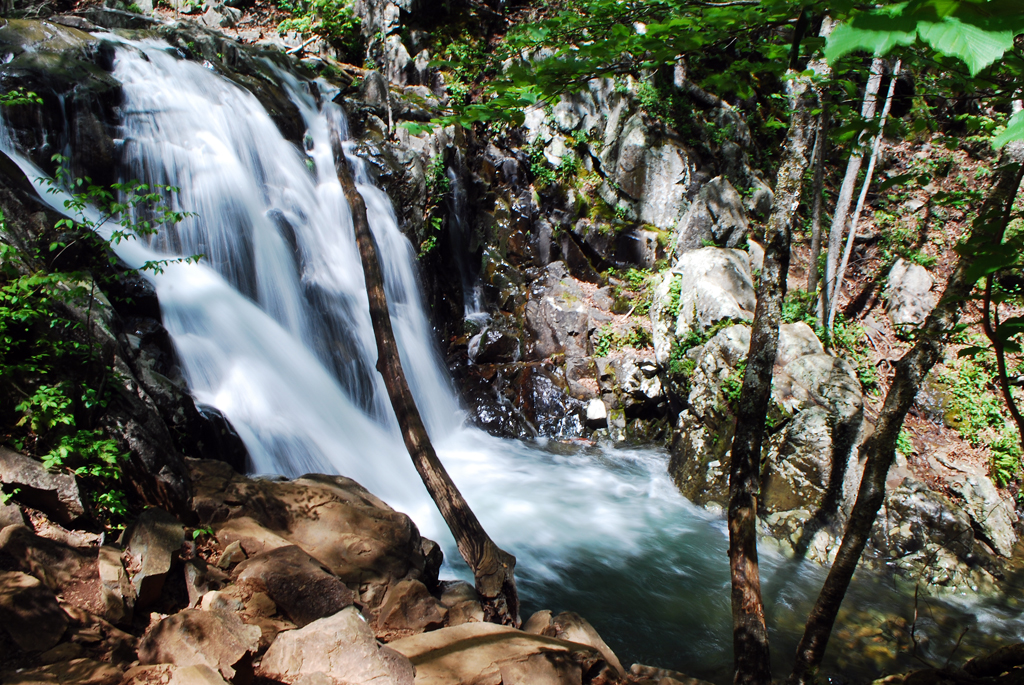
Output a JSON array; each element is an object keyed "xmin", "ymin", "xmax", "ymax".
[
  {"xmin": 822, "ymin": 57, "xmax": 885, "ymax": 324},
  {"xmin": 788, "ymin": 140, "xmax": 1024, "ymax": 685},
  {"xmin": 331, "ymin": 134, "xmax": 520, "ymax": 626},
  {"xmin": 727, "ymin": 70, "xmax": 818, "ymax": 685}
]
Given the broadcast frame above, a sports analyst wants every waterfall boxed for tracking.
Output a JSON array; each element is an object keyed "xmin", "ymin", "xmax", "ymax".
[{"xmin": 2, "ymin": 35, "xmax": 1022, "ymax": 682}]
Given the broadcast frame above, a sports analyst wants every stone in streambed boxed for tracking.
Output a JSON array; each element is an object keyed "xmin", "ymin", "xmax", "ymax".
[
  {"xmin": 258, "ymin": 606, "xmax": 414, "ymax": 685},
  {"xmin": 234, "ymin": 545, "xmax": 355, "ymax": 628},
  {"xmin": 137, "ymin": 609, "xmax": 260, "ymax": 683},
  {"xmin": 0, "ymin": 570, "xmax": 69, "ymax": 652}
]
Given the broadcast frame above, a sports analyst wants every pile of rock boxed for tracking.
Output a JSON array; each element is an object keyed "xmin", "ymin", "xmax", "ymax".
[{"xmin": 1, "ymin": 458, "xmax": 668, "ymax": 685}]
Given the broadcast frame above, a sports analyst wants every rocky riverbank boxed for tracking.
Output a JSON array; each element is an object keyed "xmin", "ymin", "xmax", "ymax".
[{"xmin": 1, "ymin": 457, "xmax": 707, "ymax": 685}]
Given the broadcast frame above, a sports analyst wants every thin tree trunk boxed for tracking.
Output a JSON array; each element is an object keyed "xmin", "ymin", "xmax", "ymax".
[
  {"xmin": 828, "ymin": 60, "xmax": 901, "ymax": 330},
  {"xmin": 331, "ymin": 134, "xmax": 520, "ymax": 626},
  {"xmin": 808, "ymin": 107, "xmax": 828, "ymax": 301},
  {"xmin": 822, "ymin": 57, "xmax": 885, "ymax": 325},
  {"xmin": 728, "ymin": 70, "xmax": 817, "ymax": 685},
  {"xmin": 788, "ymin": 140, "xmax": 1024, "ymax": 685}
]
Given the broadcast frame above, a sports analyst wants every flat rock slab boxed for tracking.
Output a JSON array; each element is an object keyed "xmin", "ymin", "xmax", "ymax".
[
  {"xmin": 388, "ymin": 621, "xmax": 609, "ymax": 685},
  {"xmin": 234, "ymin": 545, "xmax": 354, "ymax": 627},
  {"xmin": 122, "ymin": 664, "xmax": 230, "ymax": 685},
  {"xmin": 259, "ymin": 606, "xmax": 414, "ymax": 685},
  {"xmin": 0, "ymin": 570, "xmax": 69, "ymax": 652},
  {"xmin": 123, "ymin": 508, "xmax": 185, "ymax": 608},
  {"xmin": 0, "ymin": 447, "xmax": 85, "ymax": 524},
  {"xmin": 138, "ymin": 609, "xmax": 260, "ymax": 682},
  {"xmin": 2, "ymin": 658, "xmax": 122, "ymax": 685}
]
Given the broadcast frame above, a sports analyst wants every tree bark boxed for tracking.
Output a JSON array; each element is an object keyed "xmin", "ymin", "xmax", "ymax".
[
  {"xmin": 808, "ymin": 107, "xmax": 828, "ymax": 301},
  {"xmin": 331, "ymin": 135, "xmax": 520, "ymax": 626},
  {"xmin": 788, "ymin": 140, "xmax": 1024, "ymax": 685},
  {"xmin": 828, "ymin": 60, "xmax": 901, "ymax": 330},
  {"xmin": 728, "ymin": 71, "xmax": 817, "ymax": 685},
  {"xmin": 822, "ymin": 58, "xmax": 884, "ymax": 324}
]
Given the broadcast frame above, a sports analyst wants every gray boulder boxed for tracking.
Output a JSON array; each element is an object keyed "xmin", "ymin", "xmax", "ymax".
[
  {"xmin": 945, "ymin": 466, "xmax": 1018, "ymax": 557},
  {"xmin": 886, "ymin": 258, "xmax": 935, "ymax": 328},
  {"xmin": 673, "ymin": 176, "xmax": 749, "ymax": 255},
  {"xmin": 650, "ymin": 247, "xmax": 755, "ymax": 366},
  {"xmin": 524, "ymin": 262, "xmax": 594, "ymax": 360},
  {"xmin": 259, "ymin": 606, "xmax": 415, "ymax": 685}
]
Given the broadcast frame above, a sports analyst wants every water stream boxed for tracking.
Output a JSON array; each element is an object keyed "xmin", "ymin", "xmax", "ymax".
[{"xmin": 5, "ymin": 36, "xmax": 1024, "ymax": 683}]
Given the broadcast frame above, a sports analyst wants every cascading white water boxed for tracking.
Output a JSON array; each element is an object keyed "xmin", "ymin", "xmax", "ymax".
[{"xmin": 3, "ymin": 36, "xmax": 1024, "ymax": 682}]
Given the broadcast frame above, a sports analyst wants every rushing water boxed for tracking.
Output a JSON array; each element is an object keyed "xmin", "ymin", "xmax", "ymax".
[{"xmin": 4, "ymin": 36, "xmax": 1024, "ymax": 683}]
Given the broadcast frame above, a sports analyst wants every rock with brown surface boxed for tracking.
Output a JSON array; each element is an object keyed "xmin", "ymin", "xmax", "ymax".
[
  {"xmin": 1, "ymin": 658, "xmax": 121, "ymax": 685},
  {"xmin": 123, "ymin": 508, "xmax": 185, "ymax": 608},
  {"xmin": 137, "ymin": 609, "xmax": 260, "ymax": 683},
  {"xmin": 97, "ymin": 546, "xmax": 135, "ymax": 626},
  {"xmin": 189, "ymin": 460, "xmax": 436, "ymax": 611},
  {"xmin": 523, "ymin": 610, "xmax": 626, "ymax": 678},
  {"xmin": 0, "ymin": 447, "xmax": 86, "ymax": 525},
  {"xmin": 387, "ymin": 621, "xmax": 619, "ymax": 685},
  {"xmin": 0, "ymin": 499, "xmax": 25, "ymax": 527},
  {"xmin": 122, "ymin": 664, "xmax": 230, "ymax": 685},
  {"xmin": 233, "ymin": 545, "xmax": 355, "ymax": 628},
  {"xmin": 0, "ymin": 571, "xmax": 69, "ymax": 652},
  {"xmin": 375, "ymin": 578, "xmax": 446, "ymax": 636},
  {"xmin": 258, "ymin": 606, "xmax": 414, "ymax": 685},
  {"xmin": 0, "ymin": 526, "xmax": 109, "ymax": 621}
]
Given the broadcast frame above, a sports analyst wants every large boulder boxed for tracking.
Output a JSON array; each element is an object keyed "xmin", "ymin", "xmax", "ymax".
[
  {"xmin": 137, "ymin": 609, "xmax": 260, "ymax": 682},
  {"xmin": 122, "ymin": 664, "xmax": 230, "ymax": 685},
  {"xmin": 524, "ymin": 262, "xmax": 594, "ymax": 360},
  {"xmin": 189, "ymin": 460, "xmax": 438, "ymax": 614},
  {"xmin": 650, "ymin": 247, "xmax": 755, "ymax": 366},
  {"xmin": 258, "ymin": 607, "xmax": 414, "ymax": 685},
  {"xmin": 945, "ymin": 465, "xmax": 1018, "ymax": 557},
  {"xmin": 523, "ymin": 610, "xmax": 626, "ymax": 678},
  {"xmin": 233, "ymin": 545, "xmax": 355, "ymax": 627}
]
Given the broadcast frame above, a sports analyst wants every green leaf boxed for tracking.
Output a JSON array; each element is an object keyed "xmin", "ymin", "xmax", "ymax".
[
  {"xmin": 993, "ymin": 110, "xmax": 1024, "ymax": 149},
  {"xmin": 916, "ymin": 17, "xmax": 1013, "ymax": 76}
]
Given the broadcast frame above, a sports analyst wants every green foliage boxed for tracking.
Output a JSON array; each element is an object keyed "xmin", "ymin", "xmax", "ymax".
[
  {"xmin": 2, "ymin": 161, "xmax": 197, "ymax": 530},
  {"xmin": 277, "ymin": 0, "xmax": 362, "ymax": 61},
  {"xmin": 665, "ymin": 274, "xmax": 684, "ymax": 319},
  {"xmin": 0, "ymin": 88, "xmax": 42, "ymax": 107},
  {"xmin": 425, "ymin": 155, "xmax": 450, "ymax": 196},
  {"xmin": 781, "ymin": 289, "xmax": 818, "ymax": 327},
  {"xmin": 896, "ymin": 429, "xmax": 914, "ymax": 457},
  {"xmin": 192, "ymin": 525, "xmax": 215, "ymax": 540},
  {"xmin": 611, "ymin": 267, "xmax": 653, "ymax": 316},
  {"xmin": 526, "ymin": 142, "xmax": 557, "ymax": 189},
  {"xmin": 825, "ymin": 0, "xmax": 1024, "ymax": 76},
  {"xmin": 418, "ymin": 215, "xmax": 443, "ymax": 258},
  {"xmin": 721, "ymin": 359, "xmax": 748, "ymax": 410},
  {"xmin": 828, "ymin": 317, "xmax": 879, "ymax": 393},
  {"xmin": 593, "ymin": 323, "xmax": 652, "ymax": 357}
]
